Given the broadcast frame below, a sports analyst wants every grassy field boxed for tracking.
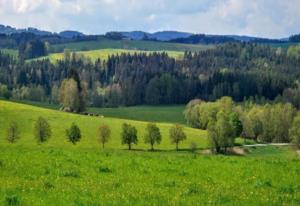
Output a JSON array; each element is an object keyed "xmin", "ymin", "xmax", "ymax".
[
  {"xmin": 35, "ymin": 49, "xmax": 184, "ymax": 63},
  {"xmin": 0, "ymin": 100, "xmax": 299, "ymax": 205},
  {"xmin": 5, "ymin": 99, "xmax": 186, "ymax": 124},
  {"xmin": 51, "ymin": 37, "xmax": 214, "ymax": 53},
  {"xmin": 88, "ymin": 105, "xmax": 186, "ymax": 124},
  {"xmin": 0, "ymin": 100, "xmax": 206, "ymax": 150}
]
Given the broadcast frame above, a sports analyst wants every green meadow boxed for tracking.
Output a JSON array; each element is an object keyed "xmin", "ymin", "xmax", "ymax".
[
  {"xmin": 50, "ymin": 38, "xmax": 214, "ymax": 53},
  {"xmin": 0, "ymin": 100, "xmax": 299, "ymax": 205},
  {"xmin": 36, "ymin": 49, "xmax": 184, "ymax": 63}
]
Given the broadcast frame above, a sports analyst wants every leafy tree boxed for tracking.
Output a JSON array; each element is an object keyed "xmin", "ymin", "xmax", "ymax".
[
  {"xmin": 6, "ymin": 121, "xmax": 20, "ymax": 143},
  {"xmin": 247, "ymin": 106, "xmax": 263, "ymax": 141},
  {"xmin": 208, "ymin": 110, "xmax": 235, "ymax": 153},
  {"xmin": 59, "ymin": 79, "xmax": 80, "ymax": 112},
  {"xmin": 229, "ymin": 112, "xmax": 243, "ymax": 137},
  {"xmin": 289, "ymin": 112, "xmax": 300, "ymax": 148},
  {"xmin": 66, "ymin": 123, "xmax": 81, "ymax": 144},
  {"xmin": 59, "ymin": 69, "xmax": 87, "ymax": 113},
  {"xmin": 144, "ymin": 123, "xmax": 161, "ymax": 151},
  {"xmin": 0, "ymin": 84, "xmax": 11, "ymax": 99},
  {"xmin": 121, "ymin": 123, "xmax": 138, "ymax": 150},
  {"xmin": 184, "ymin": 99, "xmax": 203, "ymax": 128},
  {"xmin": 169, "ymin": 124, "xmax": 186, "ymax": 150},
  {"xmin": 98, "ymin": 124, "xmax": 111, "ymax": 148},
  {"xmin": 34, "ymin": 117, "xmax": 52, "ymax": 143}
]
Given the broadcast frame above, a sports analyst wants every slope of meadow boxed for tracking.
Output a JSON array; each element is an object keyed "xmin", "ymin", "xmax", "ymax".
[
  {"xmin": 0, "ymin": 101, "xmax": 299, "ymax": 205},
  {"xmin": 0, "ymin": 100, "xmax": 206, "ymax": 149},
  {"xmin": 50, "ymin": 38, "xmax": 214, "ymax": 53},
  {"xmin": 38, "ymin": 49, "xmax": 184, "ymax": 63}
]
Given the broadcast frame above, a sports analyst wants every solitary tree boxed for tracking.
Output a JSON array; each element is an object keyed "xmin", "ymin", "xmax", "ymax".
[
  {"xmin": 34, "ymin": 117, "xmax": 52, "ymax": 143},
  {"xmin": 6, "ymin": 121, "xmax": 20, "ymax": 143},
  {"xmin": 59, "ymin": 69, "xmax": 87, "ymax": 113},
  {"xmin": 208, "ymin": 110, "xmax": 235, "ymax": 153},
  {"xmin": 66, "ymin": 123, "xmax": 81, "ymax": 144},
  {"xmin": 98, "ymin": 124, "xmax": 111, "ymax": 148},
  {"xmin": 144, "ymin": 123, "xmax": 161, "ymax": 151},
  {"xmin": 289, "ymin": 112, "xmax": 300, "ymax": 148},
  {"xmin": 121, "ymin": 123, "xmax": 138, "ymax": 150},
  {"xmin": 169, "ymin": 124, "xmax": 186, "ymax": 151}
]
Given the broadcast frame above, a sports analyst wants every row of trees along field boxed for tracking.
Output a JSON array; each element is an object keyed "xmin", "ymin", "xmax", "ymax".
[
  {"xmin": 1, "ymin": 43, "xmax": 300, "ymax": 107},
  {"xmin": 6, "ymin": 117, "xmax": 187, "ymax": 151},
  {"xmin": 185, "ymin": 97, "xmax": 300, "ymax": 153}
]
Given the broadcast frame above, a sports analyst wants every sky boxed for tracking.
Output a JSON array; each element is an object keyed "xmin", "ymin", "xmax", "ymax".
[{"xmin": 0, "ymin": 0, "xmax": 299, "ymax": 38}]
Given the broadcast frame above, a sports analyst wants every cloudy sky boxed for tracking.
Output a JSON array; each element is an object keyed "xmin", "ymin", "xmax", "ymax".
[{"xmin": 0, "ymin": 0, "xmax": 299, "ymax": 38}]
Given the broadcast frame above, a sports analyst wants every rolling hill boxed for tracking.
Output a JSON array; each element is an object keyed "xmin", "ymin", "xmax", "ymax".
[
  {"xmin": 34, "ymin": 49, "xmax": 184, "ymax": 63},
  {"xmin": 0, "ymin": 101, "xmax": 299, "ymax": 205}
]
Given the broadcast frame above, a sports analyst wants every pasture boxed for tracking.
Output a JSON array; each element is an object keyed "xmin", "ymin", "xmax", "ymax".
[{"xmin": 0, "ymin": 101, "xmax": 299, "ymax": 205}]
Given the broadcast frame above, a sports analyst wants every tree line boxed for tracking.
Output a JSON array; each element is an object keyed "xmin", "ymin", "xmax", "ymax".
[
  {"xmin": 5, "ymin": 118, "xmax": 187, "ymax": 151},
  {"xmin": 184, "ymin": 97, "xmax": 300, "ymax": 153},
  {"xmin": 1, "ymin": 43, "xmax": 300, "ymax": 108}
]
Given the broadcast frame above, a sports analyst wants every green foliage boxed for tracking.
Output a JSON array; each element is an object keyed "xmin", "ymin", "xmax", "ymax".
[
  {"xmin": 289, "ymin": 112, "xmax": 300, "ymax": 148},
  {"xmin": 121, "ymin": 123, "xmax": 138, "ymax": 150},
  {"xmin": 229, "ymin": 112, "xmax": 243, "ymax": 137},
  {"xmin": 66, "ymin": 123, "xmax": 81, "ymax": 144},
  {"xmin": 184, "ymin": 99, "xmax": 203, "ymax": 128},
  {"xmin": 0, "ymin": 84, "xmax": 11, "ymax": 99},
  {"xmin": 59, "ymin": 73, "xmax": 87, "ymax": 113},
  {"xmin": 169, "ymin": 124, "xmax": 186, "ymax": 150},
  {"xmin": 208, "ymin": 110, "xmax": 235, "ymax": 153},
  {"xmin": 6, "ymin": 121, "xmax": 20, "ymax": 143},
  {"xmin": 144, "ymin": 123, "xmax": 162, "ymax": 150},
  {"xmin": 34, "ymin": 117, "xmax": 52, "ymax": 143},
  {"xmin": 98, "ymin": 124, "xmax": 111, "ymax": 148}
]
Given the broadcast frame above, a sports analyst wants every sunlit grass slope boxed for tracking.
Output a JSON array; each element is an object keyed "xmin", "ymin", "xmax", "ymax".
[{"xmin": 0, "ymin": 100, "xmax": 206, "ymax": 150}]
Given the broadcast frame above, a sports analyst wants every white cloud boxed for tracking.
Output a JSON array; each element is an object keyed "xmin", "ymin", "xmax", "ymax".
[{"xmin": 0, "ymin": 0, "xmax": 299, "ymax": 37}]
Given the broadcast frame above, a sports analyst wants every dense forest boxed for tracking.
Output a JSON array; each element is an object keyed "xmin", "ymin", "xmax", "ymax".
[{"xmin": 1, "ymin": 42, "xmax": 300, "ymax": 108}]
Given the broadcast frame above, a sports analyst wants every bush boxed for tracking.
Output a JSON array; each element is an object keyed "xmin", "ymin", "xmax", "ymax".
[{"xmin": 66, "ymin": 123, "xmax": 81, "ymax": 144}]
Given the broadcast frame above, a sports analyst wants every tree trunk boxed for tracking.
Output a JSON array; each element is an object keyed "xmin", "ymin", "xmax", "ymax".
[
  {"xmin": 151, "ymin": 144, "xmax": 154, "ymax": 151},
  {"xmin": 102, "ymin": 142, "xmax": 105, "ymax": 149},
  {"xmin": 176, "ymin": 142, "xmax": 179, "ymax": 151},
  {"xmin": 128, "ymin": 143, "xmax": 131, "ymax": 150}
]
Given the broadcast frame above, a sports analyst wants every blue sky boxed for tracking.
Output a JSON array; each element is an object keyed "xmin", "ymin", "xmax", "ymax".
[{"xmin": 0, "ymin": 0, "xmax": 299, "ymax": 38}]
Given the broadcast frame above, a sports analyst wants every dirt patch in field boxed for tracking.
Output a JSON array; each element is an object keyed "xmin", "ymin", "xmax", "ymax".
[
  {"xmin": 297, "ymin": 150, "xmax": 300, "ymax": 156},
  {"xmin": 200, "ymin": 147, "xmax": 248, "ymax": 156}
]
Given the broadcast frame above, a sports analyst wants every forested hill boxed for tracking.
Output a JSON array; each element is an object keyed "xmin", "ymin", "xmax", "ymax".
[{"xmin": 1, "ymin": 43, "xmax": 300, "ymax": 108}]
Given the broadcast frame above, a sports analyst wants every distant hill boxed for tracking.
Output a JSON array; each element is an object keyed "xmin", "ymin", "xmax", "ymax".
[
  {"xmin": 120, "ymin": 31, "xmax": 192, "ymax": 41},
  {"xmin": 0, "ymin": 24, "xmax": 52, "ymax": 36},
  {"xmin": 59, "ymin": 30, "xmax": 85, "ymax": 39}
]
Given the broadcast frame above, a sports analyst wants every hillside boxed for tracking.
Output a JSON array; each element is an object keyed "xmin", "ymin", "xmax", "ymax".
[
  {"xmin": 0, "ymin": 100, "xmax": 206, "ymax": 149},
  {"xmin": 0, "ymin": 100, "xmax": 299, "ymax": 205},
  {"xmin": 35, "ymin": 49, "xmax": 184, "ymax": 63},
  {"xmin": 50, "ymin": 37, "xmax": 214, "ymax": 53}
]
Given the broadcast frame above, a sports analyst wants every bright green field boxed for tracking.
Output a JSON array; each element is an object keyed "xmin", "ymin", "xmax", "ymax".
[
  {"xmin": 4, "ymin": 99, "xmax": 185, "ymax": 124},
  {"xmin": 0, "ymin": 100, "xmax": 206, "ymax": 150},
  {"xmin": 37, "ymin": 49, "xmax": 184, "ymax": 63},
  {"xmin": 51, "ymin": 37, "xmax": 213, "ymax": 53},
  {"xmin": 0, "ymin": 101, "xmax": 300, "ymax": 205}
]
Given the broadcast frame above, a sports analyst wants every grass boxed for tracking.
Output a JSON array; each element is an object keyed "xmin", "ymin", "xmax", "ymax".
[
  {"xmin": 4, "ymin": 99, "xmax": 186, "ymax": 124},
  {"xmin": 50, "ymin": 37, "xmax": 214, "ymax": 53},
  {"xmin": 0, "ymin": 100, "xmax": 206, "ymax": 150},
  {"xmin": 88, "ymin": 105, "xmax": 186, "ymax": 124},
  {"xmin": 0, "ymin": 100, "xmax": 299, "ymax": 205},
  {"xmin": 35, "ymin": 49, "xmax": 185, "ymax": 63},
  {"xmin": 0, "ymin": 145, "xmax": 299, "ymax": 205}
]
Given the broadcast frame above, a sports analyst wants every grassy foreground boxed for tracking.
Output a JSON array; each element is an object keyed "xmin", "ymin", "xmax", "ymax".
[{"xmin": 0, "ymin": 101, "xmax": 299, "ymax": 205}]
